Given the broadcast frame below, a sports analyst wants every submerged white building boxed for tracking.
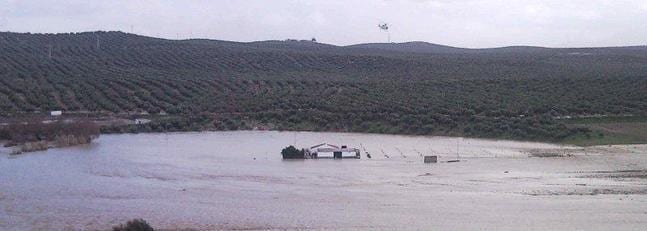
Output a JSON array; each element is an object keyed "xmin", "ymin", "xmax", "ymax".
[{"xmin": 305, "ymin": 143, "xmax": 360, "ymax": 159}]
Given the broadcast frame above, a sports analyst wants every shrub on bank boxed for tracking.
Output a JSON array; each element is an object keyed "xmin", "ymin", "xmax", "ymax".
[
  {"xmin": 10, "ymin": 141, "xmax": 49, "ymax": 154},
  {"xmin": 1, "ymin": 119, "xmax": 99, "ymax": 144},
  {"xmin": 112, "ymin": 219, "xmax": 154, "ymax": 231},
  {"xmin": 1, "ymin": 119, "xmax": 100, "ymax": 153},
  {"xmin": 0, "ymin": 128, "xmax": 9, "ymax": 140},
  {"xmin": 54, "ymin": 134, "xmax": 94, "ymax": 147}
]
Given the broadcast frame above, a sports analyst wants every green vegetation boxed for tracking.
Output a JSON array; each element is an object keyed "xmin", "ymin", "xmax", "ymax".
[
  {"xmin": 112, "ymin": 219, "xmax": 154, "ymax": 231},
  {"xmin": 281, "ymin": 145, "xmax": 305, "ymax": 159},
  {"xmin": 1, "ymin": 31, "xmax": 646, "ymax": 143},
  {"xmin": 562, "ymin": 116, "xmax": 647, "ymax": 146},
  {"xmin": 562, "ymin": 116, "xmax": 647, "ymax": 124},
  {"xmin": 1, "ymin": 120, "xmax": 100, "ymax": 153}
]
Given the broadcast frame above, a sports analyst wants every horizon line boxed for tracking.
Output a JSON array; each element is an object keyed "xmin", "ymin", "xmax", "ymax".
[{"xmin": 2, "ymin": 30, "xmax": 646, "ymax": 50}]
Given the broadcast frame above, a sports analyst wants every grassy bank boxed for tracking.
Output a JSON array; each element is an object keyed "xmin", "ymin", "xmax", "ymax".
[
  {"xmin": 97, "ymin": 114, "xmax": 647, "ymax": 146},
  {"xmin": 4, "ymin": 114, "xmax": 645, "ymax": 147},
  {"xmin": 561, "ymin": 116, "xmax": 647, "ymax": 146},
  {"xmin": 0, "ymin": 120, "xmax": 100, "ymax": 154},
  {"xmin": 99, "ymin": 113, "xmax": 591, "ymax": 144}
]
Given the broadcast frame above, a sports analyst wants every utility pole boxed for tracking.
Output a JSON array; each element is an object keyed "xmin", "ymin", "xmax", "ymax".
[
  {"xmin": 293, "ymin": 132, "xmax": 297, "ymax": 146},
  {"xmin": 95, "ymin": 33, "xmax": 100, "ymax": 50},
  {"xmin": 456, "ymin": 138, "xmax": 460, "ymax": 160},
  {"xmin": 457, "ymin": 79, "xmax": 462, "ymax": 161}
]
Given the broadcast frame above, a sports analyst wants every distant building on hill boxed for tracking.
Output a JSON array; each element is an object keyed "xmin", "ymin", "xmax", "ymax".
[{"xmin": 50, "ymin": 111, "xmax": 62, "ymax": 116}]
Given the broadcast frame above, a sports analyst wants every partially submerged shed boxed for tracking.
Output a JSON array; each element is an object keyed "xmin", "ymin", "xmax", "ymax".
[{"xmin": 305, "ymin": 143, "xmax": 360, "ymax": 159}]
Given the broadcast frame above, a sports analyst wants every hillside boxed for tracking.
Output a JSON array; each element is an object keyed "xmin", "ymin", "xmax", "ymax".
[
  {"xmin": 348, "ymin": 41, "xmax": 647, "ymax": 55},
  {"xmin": 346, "ymin": 41, "xmax": 469, "ymax": 54},
  {"xmin": 1, "ymin": 31, "xmax": 646, "ymax": 142}
]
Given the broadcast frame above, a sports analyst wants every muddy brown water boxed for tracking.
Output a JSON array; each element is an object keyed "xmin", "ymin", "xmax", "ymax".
[{"xmin": 1, "ymin": 131, "xmax": 646, "ymax": 230}]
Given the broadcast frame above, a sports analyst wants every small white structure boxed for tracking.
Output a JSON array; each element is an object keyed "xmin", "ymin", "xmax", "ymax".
[
  {"xmin": 134, "ymin": 118, "xmax": 151, "ymax": 124},
  {"xmin": 50, "ymin": 111, "xmax": 62, "ymax": 116}
]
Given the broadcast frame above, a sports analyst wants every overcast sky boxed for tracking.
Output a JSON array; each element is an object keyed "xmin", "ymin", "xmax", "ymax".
[{"xmin": 1, "ymin": 0, "xmax": 646, "ymax": 48}]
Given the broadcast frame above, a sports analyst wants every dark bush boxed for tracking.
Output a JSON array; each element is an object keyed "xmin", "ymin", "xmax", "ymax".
[
  {"xmin": 112, "ymin": 219, "xmax": 154, "ymax": 231},
  {"xmin": 0, "ymin": 128, "xmax": 9, "ymax": 140},
  {"xmin": 281, "ymin": 145, "xmax": 304, "ymax": 159}
]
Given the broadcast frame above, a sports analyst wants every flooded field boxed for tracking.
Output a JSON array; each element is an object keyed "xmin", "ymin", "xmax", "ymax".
[{"xmin": 1, "ymin": 131, "xmax": 647, "ymax": 230}]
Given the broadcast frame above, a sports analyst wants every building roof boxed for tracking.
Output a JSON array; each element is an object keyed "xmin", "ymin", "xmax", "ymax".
[
  {"xmin": 310, "ymin": 143, "xmax": 339, "ymax": 149},
  {"xmin": 309, "ymin": 143, "xmax": 359, "ymax": 153}
]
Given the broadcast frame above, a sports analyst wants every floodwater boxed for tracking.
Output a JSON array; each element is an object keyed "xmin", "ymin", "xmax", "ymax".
[{"xmin": 1, "ymin": 131, "xmax": 646, "ymax": 230}]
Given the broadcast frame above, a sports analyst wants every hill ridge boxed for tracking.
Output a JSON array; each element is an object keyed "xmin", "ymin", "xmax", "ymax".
[
  {"xmin": 3, "ymin": 31, "xmax": 646, "ymax": 53},
  {"xmin": 0, "ymin": 31, "xmax": 646, "ymax": 141}
]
